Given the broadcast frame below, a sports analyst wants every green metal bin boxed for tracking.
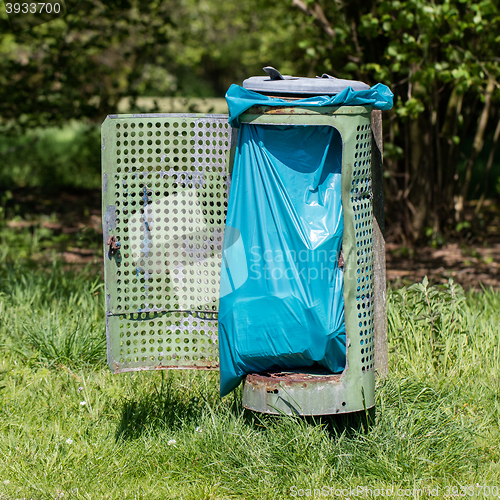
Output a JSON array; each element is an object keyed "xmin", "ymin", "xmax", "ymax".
[
  {"xmin": 101, "ymin": 78, "xmax": 388, "ymax": 416},
  {"xmin": 235, "ymin": 104, "xmax": 387, "ymax": 415}
]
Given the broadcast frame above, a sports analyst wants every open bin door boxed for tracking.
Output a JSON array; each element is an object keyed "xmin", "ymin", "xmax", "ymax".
[{"xmin": 101, "ymin": 114, "xmax": 236, "ymax": 373}]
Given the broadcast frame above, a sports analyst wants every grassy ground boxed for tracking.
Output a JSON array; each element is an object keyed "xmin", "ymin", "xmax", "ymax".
[
  {"xmin": 0, "ymin": 257, "xmax": 499, "ymax": 500},
  {"xmin": 1, "ymin": 119, "xmax": 499, "ymax": 498}
]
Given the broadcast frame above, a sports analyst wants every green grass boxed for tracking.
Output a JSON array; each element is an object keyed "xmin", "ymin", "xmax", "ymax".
[{"xmin": 0, "ymin": 261, "xmax": 499, "ymax": 499}]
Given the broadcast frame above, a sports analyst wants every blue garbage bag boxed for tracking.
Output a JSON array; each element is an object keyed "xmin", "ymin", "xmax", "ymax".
[
  {"xmin": 225, "ymin": 83, "xmax": 393, "ymax": 127},
  {"xmin": 218, "ymin": 123, "xmax": 346, "ymax": 396}
]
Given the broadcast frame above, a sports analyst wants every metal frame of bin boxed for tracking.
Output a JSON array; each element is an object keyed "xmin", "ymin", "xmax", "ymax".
[
  {"xmin": 237, "ymin": 105, "xmax": 387, "ymax": 415},
  {"xmin": 101, "ymin": 108, "xmax": 387, "ymax": 415}
]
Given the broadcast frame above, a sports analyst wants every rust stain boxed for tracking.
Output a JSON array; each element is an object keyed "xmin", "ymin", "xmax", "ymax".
[
  {"xmin": 247, "ymin": 370, "xmax": 342, "ymax": 385},
  {"xmin": 107, "ymin": 235, "xmax": 120, "ymax": 256},
  {"xmin": 249, "ymin": 106, "xmax": 301, "ymax": 115},
  {"xmin": 153, "ymin": 363, "xmax": 217, "ymax": 371},
  {"xmin": 113, "ymin": 363, "xmax": 218, "ymax": 373}
]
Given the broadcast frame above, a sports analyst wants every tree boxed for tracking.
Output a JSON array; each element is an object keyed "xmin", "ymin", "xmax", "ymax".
[
  {"xmin": 0, "ymin": 0, "xmax": 302, "ymax": 131},
  {"xmin": 2, "ymin": 0, "xmax": 499, "ymax": 242},
  {"xmin": 0, "ymin": 1, "xmax": 178, "ymax": 130},
  {"xmin": 290, "ymin": 0, "xmax": 500, "ymax": 242}
]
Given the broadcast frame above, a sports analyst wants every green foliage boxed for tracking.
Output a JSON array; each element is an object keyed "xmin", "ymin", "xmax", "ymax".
[
  {"xmin": 0, "ymin": 122, "xmax": 101, "ymax": 189},
  {"xmin": 13, "ymin": 299, "xmax": 105, "ymax": 367},
  {"xmin": 355, "ymin": 0, "xmax": 500, "ymax": 110},
  {"xmin": 115, "ymin": 372, "xmax": 204, "ymax": 441},
  {"xmin": 0, "ymin": 215, "xmax": 98, "ymax": 263},
  {"xmin": 2, "ymin": 0, "xmax": 499, "ymax": 239},
  {"xmin": 0, "ymin": 0, "xmax": 183, "ymax": 131},
  {"xmin": 389, "ymin": 278, "xmax": 467, "ymax": 373},
  {"xmin": 388, "ymin": 278, "xmax": 500, "ymax": 384},
  {"xmin": 0, "ymin": 193, "xmax": 101, "ymax": 265},
  {"xmin": 164, "ymin": 0, "xmax": 304, "ymax": 96},
  {"xmin": 424, "ymin": 227, "xmax": 447, "ymax": 248},
  {"xmin": 288, "ymin": 0, "xmax": 500, "ymax": 240},
  {"xmin": 0, "ymin": 0, "xmax": 304, "ymax": 131}
]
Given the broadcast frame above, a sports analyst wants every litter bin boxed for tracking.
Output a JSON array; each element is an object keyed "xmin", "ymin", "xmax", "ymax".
[
  {"xmin": 101, "ymin": 67, "xmax": 392, "ymax": 417},
  {"xmin": 218, "ymin": 67, "xmax": 393, "ymax": 415}
]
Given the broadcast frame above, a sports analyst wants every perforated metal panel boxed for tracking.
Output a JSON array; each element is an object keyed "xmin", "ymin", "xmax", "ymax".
[
  {"xmin": 352, "ymin": 124, "xmax": 375, "ymax": 374},
  {"xmin": 102, "ymin": 114, "xmax": 236, "ymax": 373}
]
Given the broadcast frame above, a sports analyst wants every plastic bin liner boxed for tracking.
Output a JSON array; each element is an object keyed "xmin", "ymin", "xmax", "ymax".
[
  {"xmin": 226, "ymin": 83, "xmax": 393, "ymax": 127},
  {"xmin": 218, "ymin": 123, "xmax": 345, "ymax": 396}
]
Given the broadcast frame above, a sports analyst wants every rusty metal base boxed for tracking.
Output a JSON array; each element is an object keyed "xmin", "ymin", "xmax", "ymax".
[{"xmin": 242, "ymin": 369, "xmax": 372, "ymax": 416}]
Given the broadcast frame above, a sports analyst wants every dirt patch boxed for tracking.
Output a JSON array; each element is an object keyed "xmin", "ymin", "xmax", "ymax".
[
  {"xmin": 4, "ymin": 187, "xmax": 500, "ymax": 290},
  {"xmin": 386, "ymin": 242, "xmax": 500, "ymax": 290},
  {"xmin": 386, "ymin": 201, "xmax": 500, "ymax": 290}
]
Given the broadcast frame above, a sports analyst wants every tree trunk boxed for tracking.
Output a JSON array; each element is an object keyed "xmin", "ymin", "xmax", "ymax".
[
  {"xmin": 407, "ymin": 116, "xmax": 429, "ymax": 241},
  {"xmin": 455, "ymin": 78, "xmax": 495, "ymax": 221},
  {"xmin": 475, "ymin": 116, "xmax": 500, "ymax": 214}
]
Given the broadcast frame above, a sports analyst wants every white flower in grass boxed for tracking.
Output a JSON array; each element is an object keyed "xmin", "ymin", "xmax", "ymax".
[
  {"xmin": 3, "ymin": 480, "xmax": 9, "ymax": 485},
  {"xmin": 80, "ymin": 401, "xmax": 87, "ymax": 406},
  {"xmin": 66, "ymin": 438, "xmax": 73, "ymax": 445},
  {"xmin": 195, "ymin": 427, "xmax": 202, "ymax": 433},
  {"xmin": 78, "ymin": 387, "xmax": 83, "ymax": 392},
  {"xmin": 167, "ymin": 439, "xmax": 176, "ymax": 446}
]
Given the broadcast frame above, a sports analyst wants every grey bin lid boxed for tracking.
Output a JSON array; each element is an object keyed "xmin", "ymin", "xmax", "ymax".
[{"xmin": 243, "ymin": 66, "xmax": 370, "ymax": 96}]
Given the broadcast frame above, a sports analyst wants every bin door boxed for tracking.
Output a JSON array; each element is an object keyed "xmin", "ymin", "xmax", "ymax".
[{"xmin": 101, "ymin": 114, "xmax": 236, "ymax": 373}]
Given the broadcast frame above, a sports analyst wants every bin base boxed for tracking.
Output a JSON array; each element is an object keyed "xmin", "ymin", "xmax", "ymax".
[{"xmin": 242, "ymin": 369, "xmax": 370, "ymax": 416}]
